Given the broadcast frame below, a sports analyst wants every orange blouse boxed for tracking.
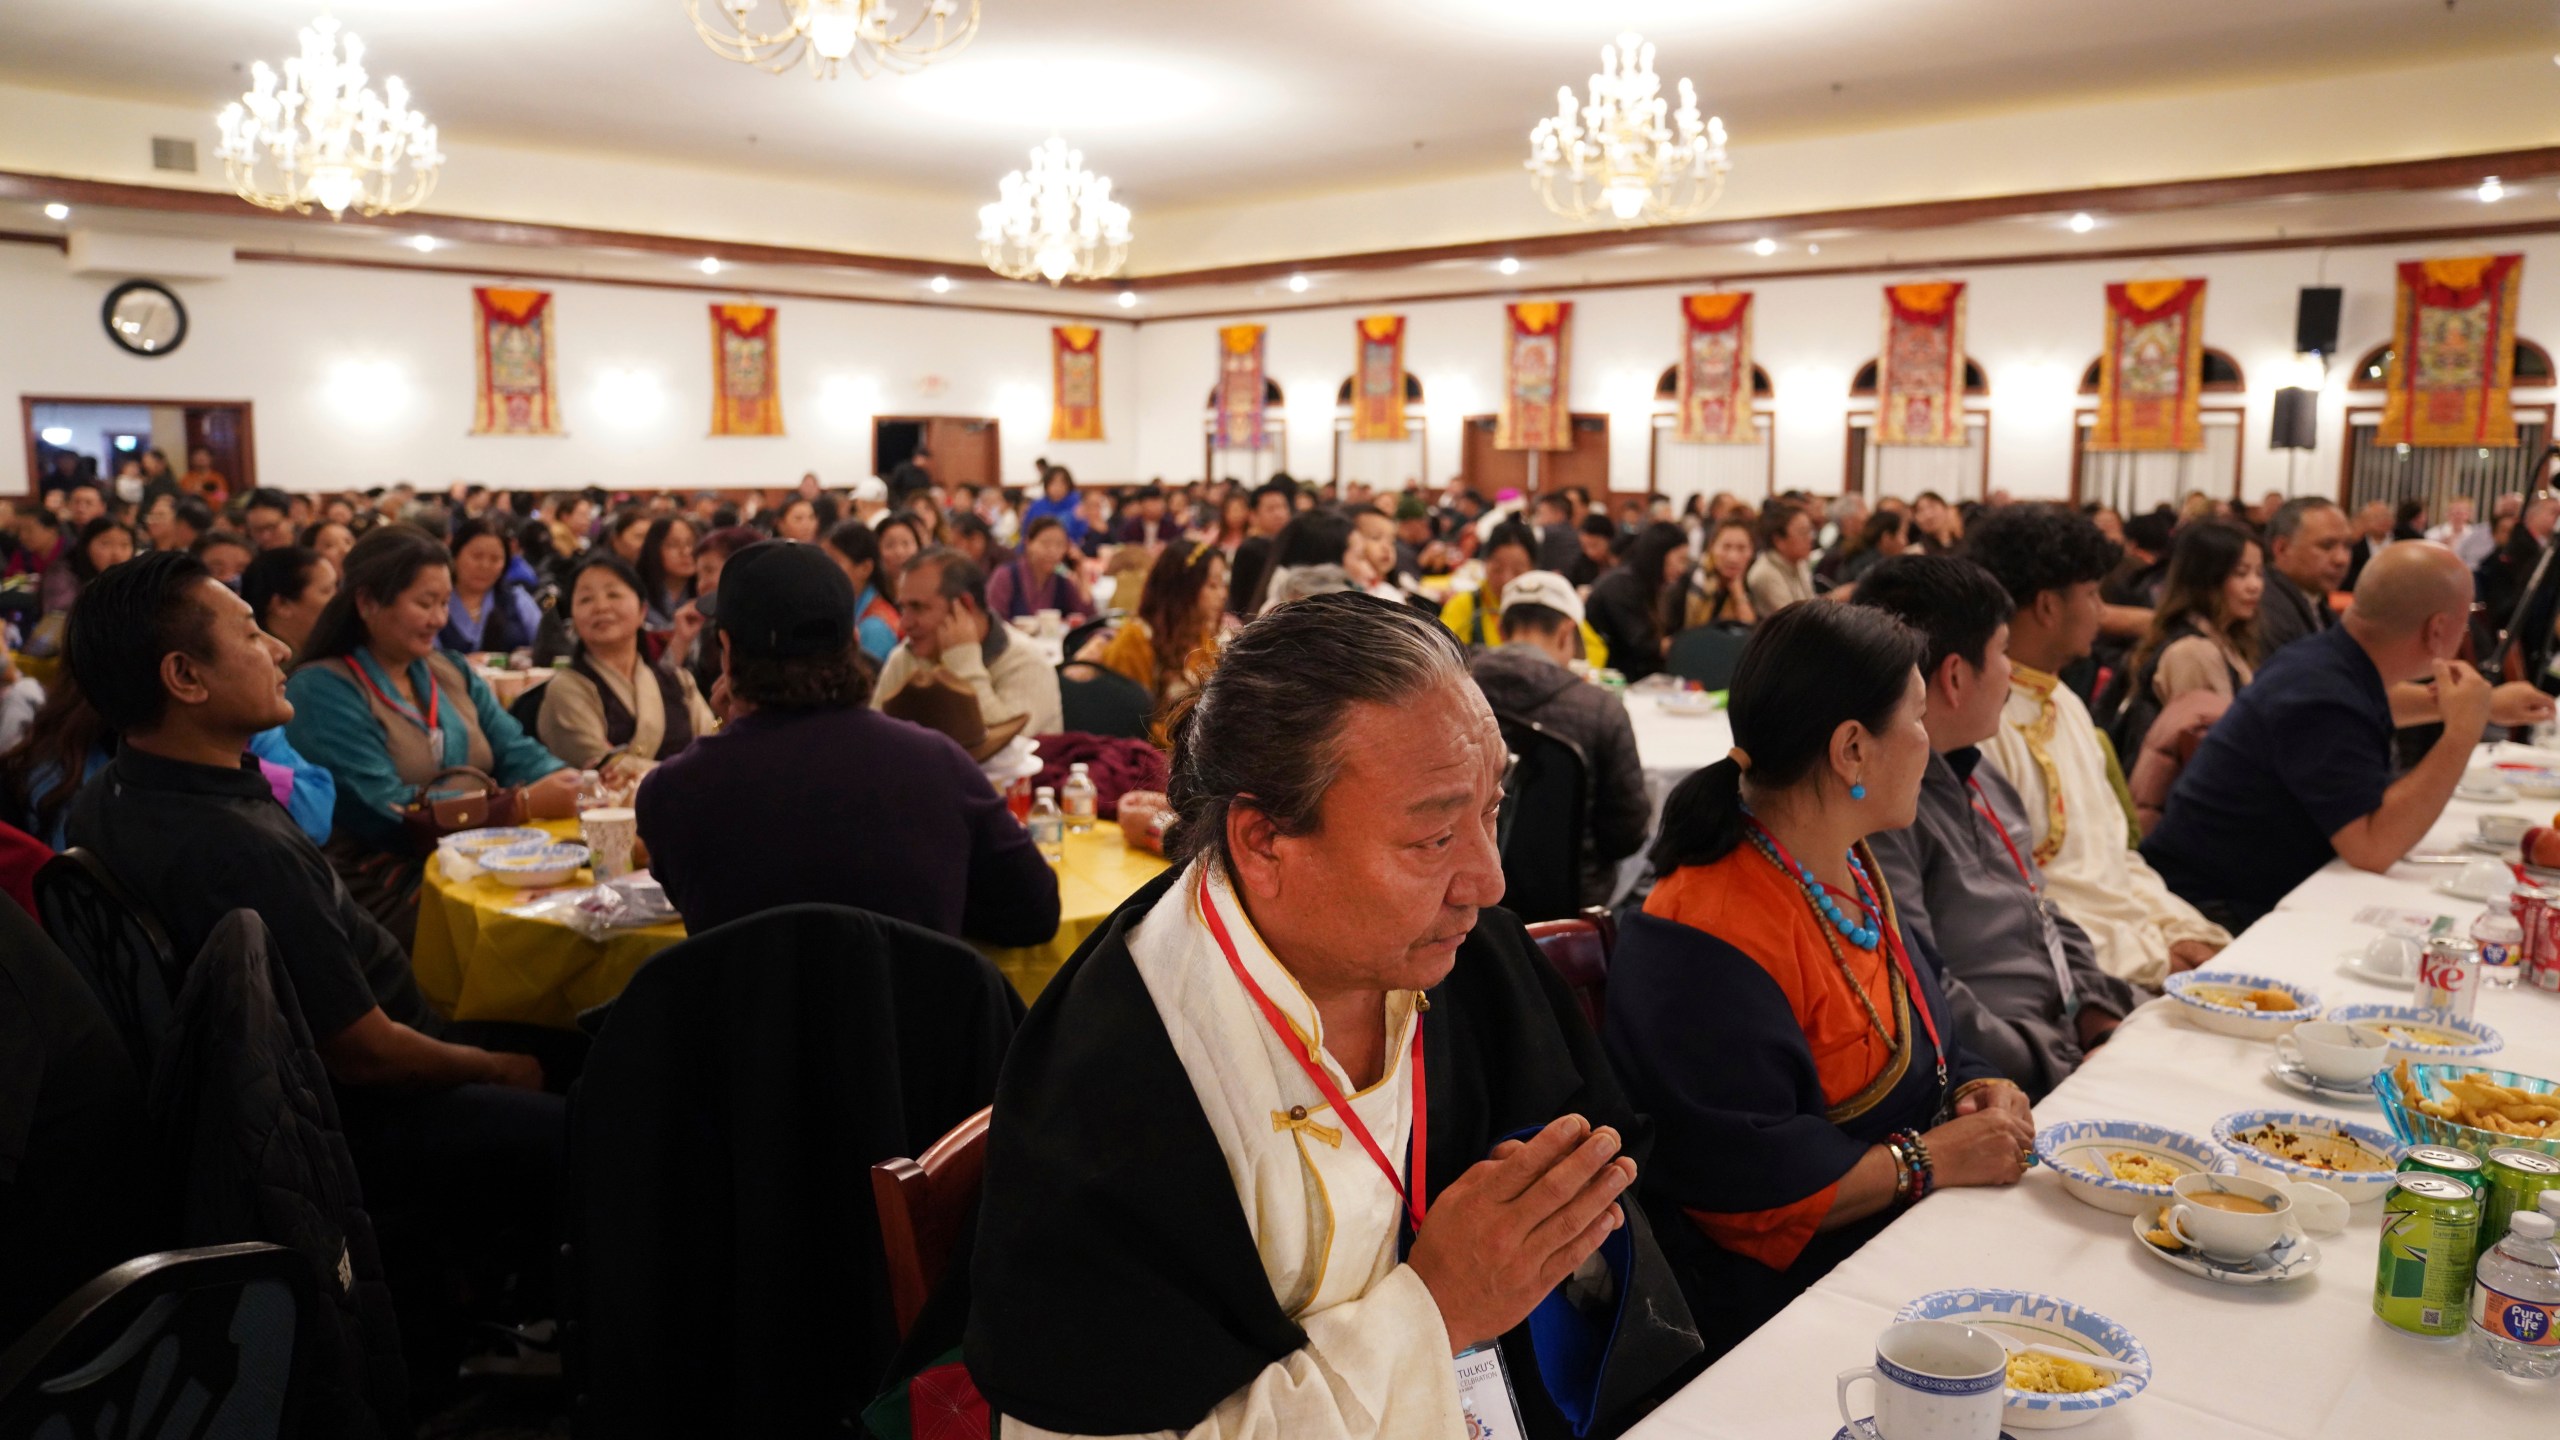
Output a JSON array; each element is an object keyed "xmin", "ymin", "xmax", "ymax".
[{"xmin": 1645, "ymin": 847, "xmax": 1900, "ymax": 1270}]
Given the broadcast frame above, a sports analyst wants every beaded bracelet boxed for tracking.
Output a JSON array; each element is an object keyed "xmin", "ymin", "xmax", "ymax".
[
  {"xmin": 1884, "ymin": 1130, "xmax": 1919, "ymax": 1203},
  {"xmin": 1906, "ymin": 1131, "xmax": 1937, "ymax": 1202}
]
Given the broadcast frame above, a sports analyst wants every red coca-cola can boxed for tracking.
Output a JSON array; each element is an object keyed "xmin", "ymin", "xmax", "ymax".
[{"xmin": 2525, "ymin": 885, "xmax": 2560, "ymax": 994}]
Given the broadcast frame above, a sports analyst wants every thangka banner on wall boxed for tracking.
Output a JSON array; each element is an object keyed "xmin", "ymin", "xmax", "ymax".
[
  {"xmin": 1352, "ymin": 314, "xmax": 1408, "ymax": 441},
  {"xmin": 2091, "ymin": 278, "xmax": 2207, "ymax": 452},
  {"xmin": 1497, "ymin": 301, "xmax": 1572, "ymax": 451},
  {"xmin": 709, "ymin": 304, "xmax": 784, "ymax": 437},
  {"xmin": 1675, "ymin": 291, "xmax": 1757, "ymax": 444},
  {"xmin": 470, "ymin": 287, "xmax": 562, "ymax": 436},
  {"xmin": 1213, "ymin": 324, "xmax": 1268, "ymax": 449},
  {"xmin": 2380, "ymin": 254, "xmax": 2523, "ymax": 448},
  {"xmin": 1051, "ymin": 326, "xmax": 1104, "ymax": 441},
  {"xmin": 1874, "ymin": 281, "xmax": 1967, "ymax": 446}
]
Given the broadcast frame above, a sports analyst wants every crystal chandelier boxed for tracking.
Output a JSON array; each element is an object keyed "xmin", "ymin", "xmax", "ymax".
[
  {"xmin": 686, "ymin": 0, "xmax": 979, "ymax": 80},
  {"xmin": 978, "ymin": 137, "xmax": 1131, "ymax": 286},
  {"xmin": 1527, "ymin": 32, "xmax": 1729, "ymax": 227},
  {"xmin": 216, "ymin": 17, "xmax": 442, "ymax": 220}
]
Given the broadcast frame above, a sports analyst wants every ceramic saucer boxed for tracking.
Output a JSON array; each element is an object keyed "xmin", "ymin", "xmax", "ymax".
[
  {"xmin": 2131, "ymin": 1209, "xmax": 2319, "ymax": 1285},
  {"xmin": 1834, "ymin": 1425, "xmax": 2017, "ymax": 1440},
  {"xmin": 2266, "ymin": 1053, "xmax": 2380, "ymax": 1104},
  {"xmin": 2336, "ymin": 952, "xmax": 2416, "ymax": 987}
]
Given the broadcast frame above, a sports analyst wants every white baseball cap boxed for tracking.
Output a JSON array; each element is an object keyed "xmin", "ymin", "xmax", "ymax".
[{"xmin": 1499, "ymin": 569, "xmax": 1584, "ymax": 627}]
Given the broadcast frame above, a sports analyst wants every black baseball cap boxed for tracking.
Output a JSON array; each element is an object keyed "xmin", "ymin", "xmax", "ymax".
[{"xmin": 717, "ymin": 541, "xmax": 854, "ymax": 660}]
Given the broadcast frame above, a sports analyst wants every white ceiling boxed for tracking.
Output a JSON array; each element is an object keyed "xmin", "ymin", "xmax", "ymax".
[{"xmin": 0, "ymin": 0, "xmax": 2544, "ymax": 209}]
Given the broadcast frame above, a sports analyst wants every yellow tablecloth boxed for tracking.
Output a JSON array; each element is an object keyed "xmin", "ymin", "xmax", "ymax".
[
  {"xmin": 981, "ymin": 824, "xmax": 1170, "ymax": 1003},
  {"xmin": 9, "ymin": 651, "xmax": 60, "ymax": 688},
  {"xmin": 410, "ymin": 819, "xmax": 1168, "ymax": 1027}
]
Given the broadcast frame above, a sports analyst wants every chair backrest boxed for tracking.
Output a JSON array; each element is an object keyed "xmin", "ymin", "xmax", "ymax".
[
  {"xmin": 1058, "ymin": 612, "xmax": 1120, "ymax": 667},
  {"xmin": 1492, "ymin": 712, "xmax": 1589, "ymax": 924},
  {"xmin": 1526, "ymin": 908, "xmax": 1616, "ymax": 1036},
  {"xmin": 35, "ymin": 848, "xmax": 183, "ymax": 1076},
  {"xmin": 507, "ymin": 679, "xmax": 549, "ymax": 735},
  {"xmin": 1057, "ymin": 661, "xmax": 1154, "ymax": 740},
  {"xmin": 0, "ymin": 1243, "xmax": 309, "ymax": 1439},
  {"xmin": 1665, "ymin": 625, "xmax": 1750, "ymax": 690},
  {"xmin": 870, "ymin": 1105, "xmax": 992, "ymax": 1342}
]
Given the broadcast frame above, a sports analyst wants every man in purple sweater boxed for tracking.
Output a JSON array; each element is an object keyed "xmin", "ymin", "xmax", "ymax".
[{"xmin": 637, "ymin": 542, "xmax": 1060, "ymax": 943}]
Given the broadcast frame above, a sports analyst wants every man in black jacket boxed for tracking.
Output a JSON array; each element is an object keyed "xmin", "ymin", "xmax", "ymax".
[{"xmin": 1468, "ymin": 572, "xmax": 1648, "ymax": 907}]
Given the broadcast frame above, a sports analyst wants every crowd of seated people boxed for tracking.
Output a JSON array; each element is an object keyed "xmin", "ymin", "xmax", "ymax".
[{"xmin": 12, "ymin": 455, "xmax": 2560, "ymax": 1435}]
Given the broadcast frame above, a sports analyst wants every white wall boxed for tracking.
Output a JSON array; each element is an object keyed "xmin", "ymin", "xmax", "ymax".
[
  {"xmin": 0, "ymin": 242, "xmax": 1136, "ymax": 493},
  {"xmin": 1129, "ymin": 232, "xmax": 2560, "ymax": 503}
]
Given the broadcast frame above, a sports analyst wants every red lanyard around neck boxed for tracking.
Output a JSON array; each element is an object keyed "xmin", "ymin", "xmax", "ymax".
[
  {"xmin": 1963, "ymin": 777, "xmax": 2035, "ymax": 891},
  {"xmin": 1752, "ymin": 820, "xmax": 1942, "ymax": 1060},
  {"xmin": 1196, "ymin": 875, "xmax": 1428, "ymax": 1235},
  {"xmin": 350, "ymin": 656, "xmax": 442, "ymax": 748}
]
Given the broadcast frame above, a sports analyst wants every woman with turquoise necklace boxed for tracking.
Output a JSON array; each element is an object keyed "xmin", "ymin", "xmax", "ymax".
[
  {"xmin": 287, "ymin": 525, "xmax": 579, "ymax": 936},
  {"xmin": 1599, "ymin": 601, "xmax": 2036, "ymax": 1363}
]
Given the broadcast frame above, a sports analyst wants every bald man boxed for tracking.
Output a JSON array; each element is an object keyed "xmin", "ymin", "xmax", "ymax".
[{"xmin": 2141, "ymin": 542, "xmax": 2500, "ymax": 929}]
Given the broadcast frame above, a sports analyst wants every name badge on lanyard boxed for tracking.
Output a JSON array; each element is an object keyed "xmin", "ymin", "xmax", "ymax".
[
  {"xmin": 1968, "ymin": 778, "xmax": 2079, "ymax": 1019},
  {"xmin": 1455, "ymin": 1343, "xmax": 1526, "ymax": 1438}
]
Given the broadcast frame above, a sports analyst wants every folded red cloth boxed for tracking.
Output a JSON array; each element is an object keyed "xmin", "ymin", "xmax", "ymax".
[{"xmin": 1031, "ymin": 733, "xmax": 1169, "ymax": 820}]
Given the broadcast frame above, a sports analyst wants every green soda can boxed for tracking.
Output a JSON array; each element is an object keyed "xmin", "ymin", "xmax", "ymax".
[
  {"xmin": 2375, "ymin": 1172, "xmax": 2480, "ymax": 1338},
  {"xmin": 2400, "ymin": 1145, "xmax": 2484, "ymax": 1186},
  {"xmin": 2483, "ymin": 1148, "xmax": 2560, "ymax": 1243}
]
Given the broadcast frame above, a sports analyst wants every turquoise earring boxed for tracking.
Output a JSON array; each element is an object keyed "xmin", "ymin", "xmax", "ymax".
[{"xmin": 1850, "ymin": 781, "xmax": 1868, "ymax": 801}]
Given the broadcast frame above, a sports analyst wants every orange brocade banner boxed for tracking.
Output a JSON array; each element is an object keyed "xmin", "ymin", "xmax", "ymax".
[
  {"xmin": 1874, "ymin": 281, "xmax": 1967, "ymax": 447},
  {"xmin": 709, "ymin": 304, "xmax": 784, "ymax": 437},
  {"xmin": 1497, "ymin": 301, "xmax": 1572, "ymax": 451},
  {"xmin": 1676, "ymin": 291, "xmax": 1756, "ymax": 444},
  {"xmin": 1352, "ymin": 314, "xmax": 1407, "ymax": 441},
  {"xmin": 1051, "ymin": 326, "xmax": 1104, "ymax": 442},
  {"xmin": 2379, "ymin": 254, "xmax": 2523, "ymax": 448},
  {"xmin": 1214, "ymin": 324, "xmax": 1268, "ymax": 450},
  {"xmin": 2091, "ymin": 278, "xmax": 2206, "ymax": 452},
  {"xmin": 471, "ymin": 287, "xmax": 562, "ymax": 436}
]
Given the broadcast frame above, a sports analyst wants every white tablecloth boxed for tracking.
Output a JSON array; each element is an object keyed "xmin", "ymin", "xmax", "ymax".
[
  {"xmin": 1627, "ymin": 692, "xmax": 1733, "ymax": 796},
  {"xmin": 1631, "ymin": 741, "xmax": 2560, "ymax": 1439}
]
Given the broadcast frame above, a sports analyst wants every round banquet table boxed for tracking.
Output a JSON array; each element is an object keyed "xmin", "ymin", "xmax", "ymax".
[
  {"xmin": 1625, "ymin": 739, "xmax": 2560, "ymax": 1440},
  {"xmin": 411, "ymin": 817, "xmax": 1167, "ymax": 1029},
  {"xmin": 1617, "ymin": 689, "xmax": 1732, "ymax": 897}
]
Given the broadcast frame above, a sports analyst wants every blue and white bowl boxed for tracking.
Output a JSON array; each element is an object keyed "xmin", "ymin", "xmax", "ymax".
[
  {"xmin": 2324, "ymin": 1004, "xmax": 2503, "ymax": 1060},
  {"xmin": 2211, "ymin": 1109, "xmax": 2403, "ymax": 1204},
  {"xmin": 438, "ymin": 825, "xmax": 550, "ymax": 857},
  {"xmin": 1895, "ymin": 1289, "xmax": 2149, "ymax": 1430},
  {"xmin": 479, "ymin": 841, "xmax": 590, "ymax": 889},
  {"xmin": 2034, "ymin": 1120, "xmax": 2236, "ymax": 1215},
  {"xmin": 2162, "ymin": 970, "xmax": 2322, "ymax": 1040}
]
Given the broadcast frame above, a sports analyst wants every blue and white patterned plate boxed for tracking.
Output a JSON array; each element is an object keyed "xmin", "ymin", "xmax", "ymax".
[
  {"xmin": 1834, "ymin": 1426, "xmax": 2018, "ymax": 1440},
  {"xmin": 2162, "ymin": 970, "xmax": 2322, "ymax": 1040},
  {"xmin": 479, "ymin": 841, "xmax": 591, "ymax": 888},
  {"xmin": 2129, "ymin": 1207, "xmax": 2320, "ymax": 1285},
  {"xmin": 2033, "ymin": 1119, "xmax": 2235, "ymax": 1215},
  {"xmin": 2212, "ymin": 1109, "xmax": 2403, "ymax": 1203},
  {"xmin": 1894, "ymin": 1290, "xmax": 2149, "ymax": 1430},
  {"xmin": 2324, "ymin": 1004, "xmax": 2504, "ymax": 1060}
]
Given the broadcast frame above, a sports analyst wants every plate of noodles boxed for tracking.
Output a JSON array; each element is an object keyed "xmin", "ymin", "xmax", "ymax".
[
  {"xmin": 2032, "ymin": 1119, "xmax": 2235, "ymax": 1215},
  {"xmin": 2325, "ymin": 1004, "xmax": 2503, "ymax": 1060},
  {"xmin": 2162, "ymin": 971, "xmax": 2321, "ymax": 1040},
  {"xmin": 1896, "ymin": 1289, "xmax": 2149, "ymax": 1430}
]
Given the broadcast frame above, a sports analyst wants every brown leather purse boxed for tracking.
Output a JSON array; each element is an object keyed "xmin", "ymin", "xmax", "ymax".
[{"xmin": 399, "ymin": 766, "xmax": 527, "ymax": 851}]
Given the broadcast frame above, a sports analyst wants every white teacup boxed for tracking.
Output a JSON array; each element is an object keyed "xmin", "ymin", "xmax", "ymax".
[
  {"xmin": 1837, "ymin": 1320, "xmax": 2006, "ymax": 1440},
  {"xmin": 2454, "ymin": 856, "xmax": 2515, "ymax": 898},
  {"xmin": 2461, "ymin": 768, "xmax": 2515, "ymax": 798},
  {"xmin": 2164, "ymin": 1172, "xmax": 2295, "ymax": 1262},
  {"xmin": 2277, "ymin": 1020, "xmax": 2393, "ymax": 1086},
  {"xmin": 2481, "ymin": 814, "xmax": 2534, "ymax": 845},
  {"xmin": 2358, "ymin": 933, "xmax": 2421, "ymax": 980}
]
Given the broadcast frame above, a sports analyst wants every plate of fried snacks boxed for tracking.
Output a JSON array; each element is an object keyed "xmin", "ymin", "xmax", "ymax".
[{"xmin": 2375, "ymin": 1058, "xmax": 2560, "ymax": 1162}]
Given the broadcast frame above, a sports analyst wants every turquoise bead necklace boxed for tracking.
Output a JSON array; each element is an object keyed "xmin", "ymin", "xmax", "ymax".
[{"xmin": 1743, "ymin": 814, "xmax": 1882, "ymax": 950}]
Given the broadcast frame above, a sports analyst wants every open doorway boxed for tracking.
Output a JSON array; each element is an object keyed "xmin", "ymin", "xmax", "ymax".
[
  {"xmin": 21, "ymin": 396, "xmax": 256, "ymax": 500},
  {"xmin": 872, "ymin": 415, "xmax": 1001, "ymax": 489}
]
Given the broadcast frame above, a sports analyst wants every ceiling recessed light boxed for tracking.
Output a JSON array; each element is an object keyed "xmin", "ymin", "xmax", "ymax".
[
  {"xmin": 41, "ymin": 202, "xmax": 69, "ymax": 221},
  {"xmin": 1752, "ymin": 237, "xmax": 1777, "ymax": 257},
  {"xmin": 1807, "ymin": 242, "xmax": 1821, "ymax": 255},
  {"xmin": 1116, "ymin": 290, "xmax": 1138, "ymax": 308},
  {"xmin": 1497, "ymin": 257, "xmax": 1520, "ymax": 276},
  {"xmin": 408, "ymin": 234, "xmax": 437, "ymax": 253},
  {"xmin": 2479, "ymin": 176, "xmax": 2506, "ymax": 203},
  {"xmin": 1287, "ymin": 274, "xmax": 1310, "ymax": 293},
  {"xmin": 699, "ymin": 256, "xmax": 723, "ymax": 275},
  {"xmin": 929, "ymin": 275, "xmax": 952, "ymax": 293},
  {"xmin": 2068, "ymin": 212, "xmax": 2096, "ymax": 233}
]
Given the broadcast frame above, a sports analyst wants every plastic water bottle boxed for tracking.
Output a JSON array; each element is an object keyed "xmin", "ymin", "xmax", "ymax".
[
  {"xmin": 575, "ymin": 769, "xmax": 606, "ymax": 816},
  {"xmin": 1029, "ymin": 786, "xmax": 1065, "ymax": 867},
  {"xmin": 2475, "ymin": 900, "xmax": 2526, "ymax": 990},
  {"xmin": 1061, "ymin": 763, "xmax": 1098, "ymax": 834},
  {"xmin": 2470, "ymin": 1210, "xmax": 2560, "ymax": 1378}
]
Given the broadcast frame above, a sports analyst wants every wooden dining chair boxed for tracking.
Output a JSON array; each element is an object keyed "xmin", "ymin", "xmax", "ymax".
[
  {"xmin": 1525, "ymin": 906, "xmax": 1616, "ymax": 1037},
  {"xmin": 871, "ymin": 1106, "xmax": 993, "ymax": 1341}
]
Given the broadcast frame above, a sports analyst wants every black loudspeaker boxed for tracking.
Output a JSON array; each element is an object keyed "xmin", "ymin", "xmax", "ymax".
[
  {"xmin": 2271, "ymin": 387, "xmax": 2318, "ymax": 450},
  {"xmin": 2295, "ymin": 287, "xmax": 2343, "ymax": 357}
]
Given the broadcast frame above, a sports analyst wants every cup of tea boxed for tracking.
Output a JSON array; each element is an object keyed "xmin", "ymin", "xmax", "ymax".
[
  {"xmin": 2276, "ymin": 1020, "xmax": 2393, "ymax": 1086},
  {"xmin": 2481, "ymin": 814, "xmax": 2534, "ymax": 846},
  {"xmin": 2163, "ymin": 1172, "xmax": 2294, "ymax": 1262},
  {"xmin": 1836, "ymin": 1320, "xmax": 2006, "ymax": 1440}
]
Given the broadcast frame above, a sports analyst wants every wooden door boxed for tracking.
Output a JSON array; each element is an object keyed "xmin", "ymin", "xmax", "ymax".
[
  {"xmin": 925, "ymin": 417, "xmax": 1000, "ymax": 489},
  {"xmin": 1460, "ymin": 413, "xmax": 1606, "ymax": 498},
  {"xmin": 184, "ymin": 404, "xmax": 254, "ymax": 495}
]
